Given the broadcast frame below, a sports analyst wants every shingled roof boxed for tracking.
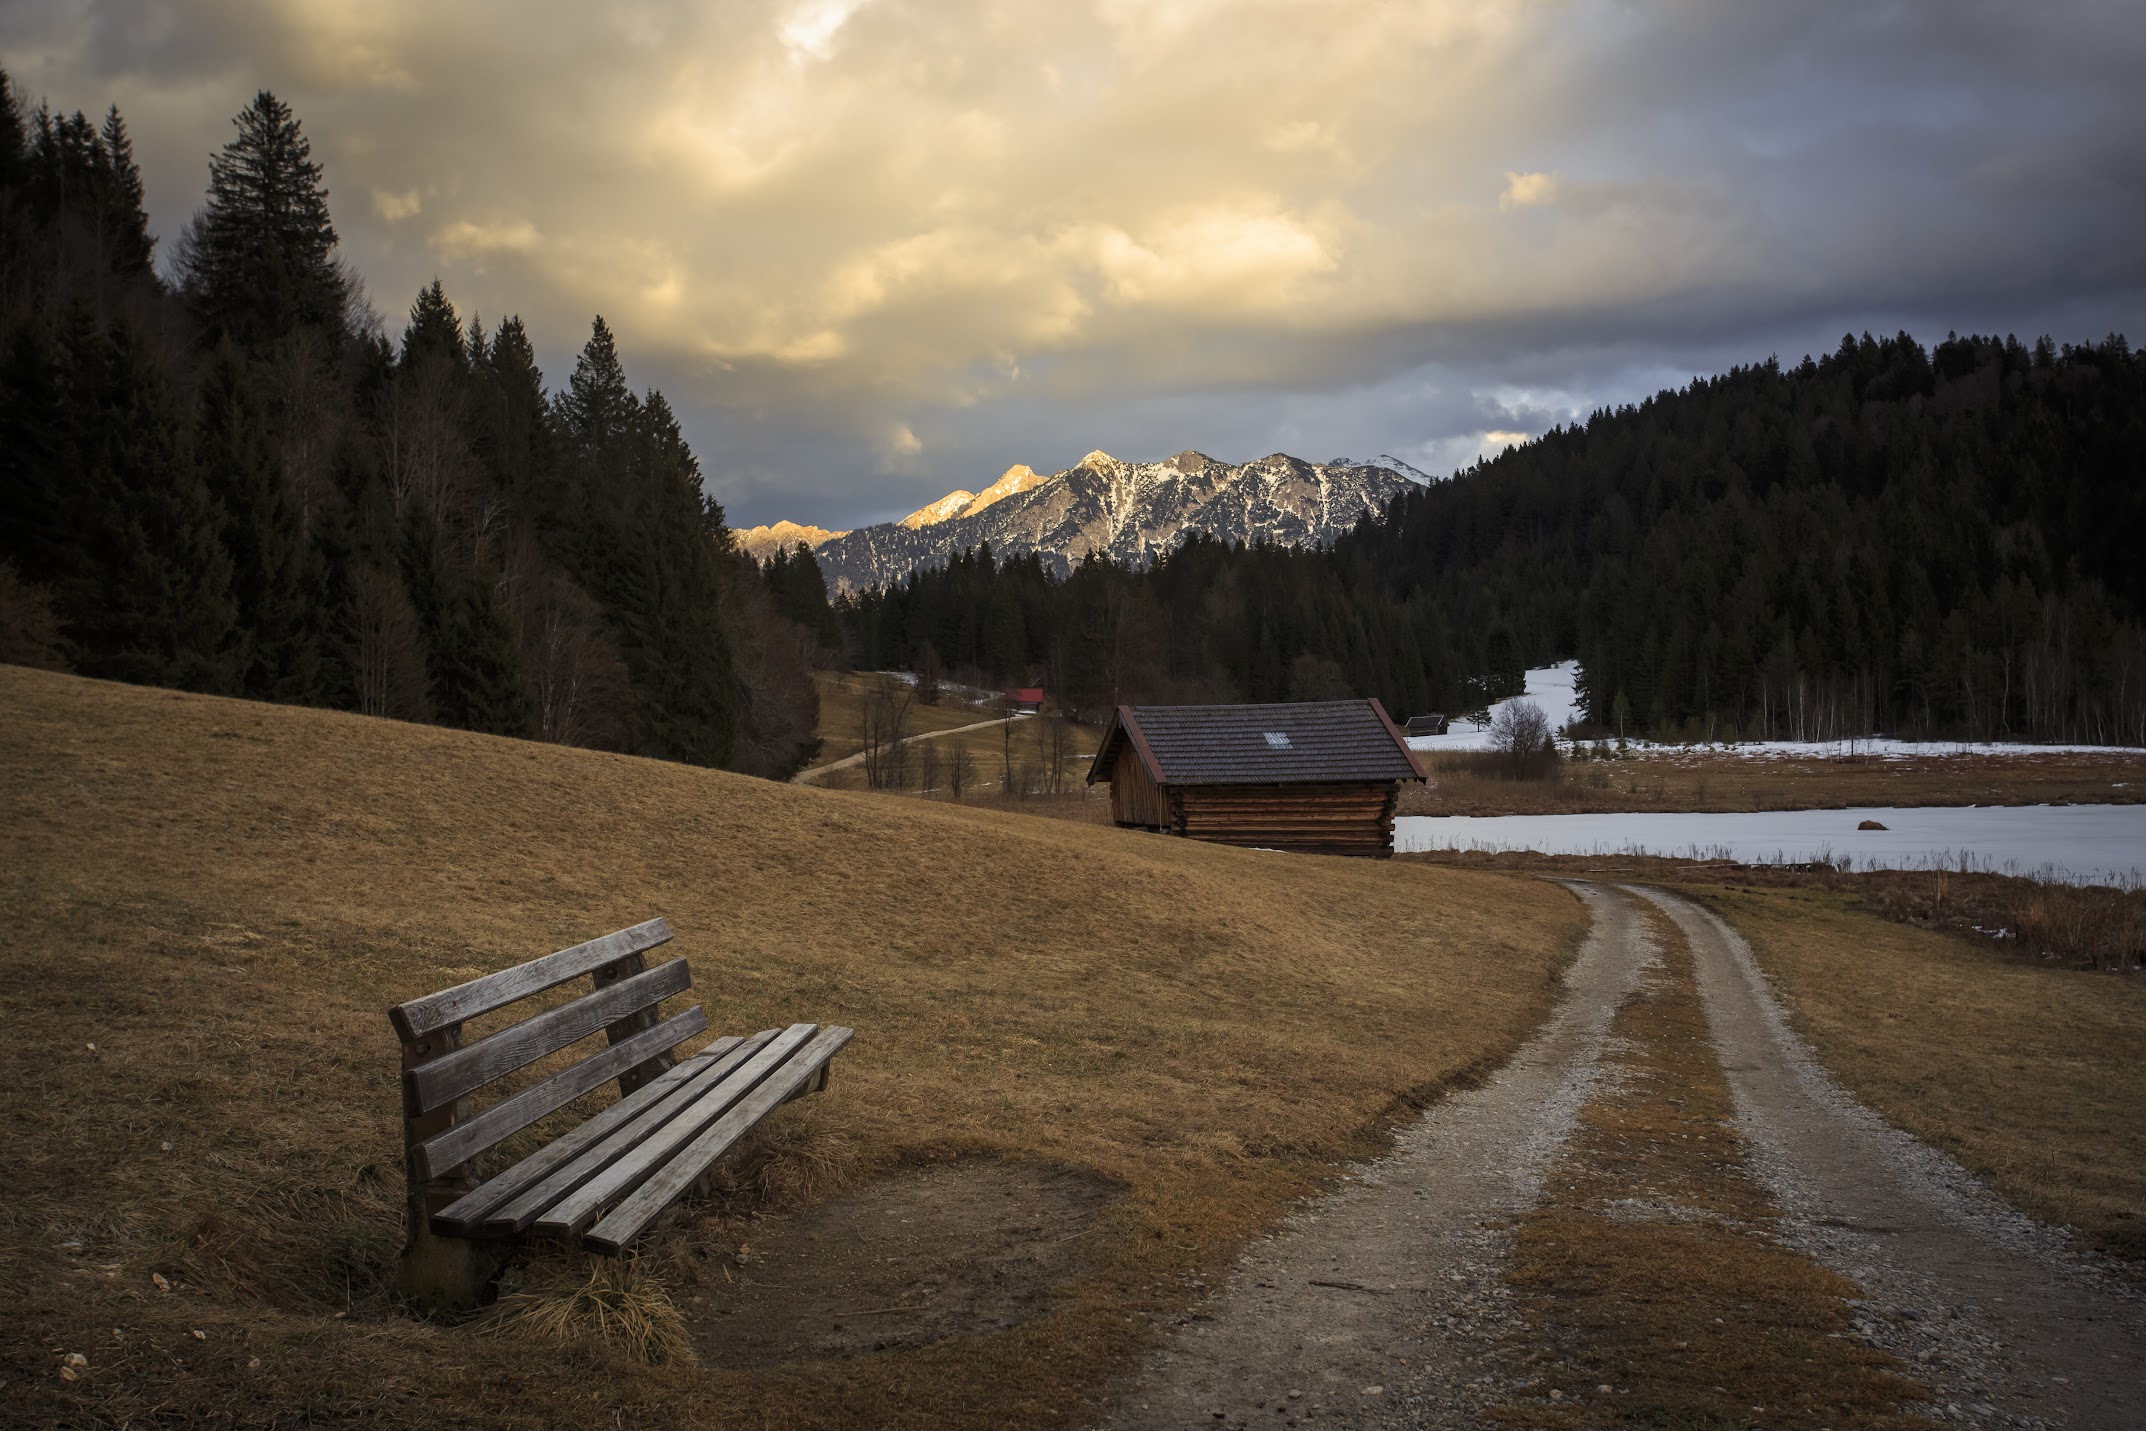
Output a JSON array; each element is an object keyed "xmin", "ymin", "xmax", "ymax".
[{"xmin": 1089, "ymin": 699, "xmax": 1426, "ymax": 787}]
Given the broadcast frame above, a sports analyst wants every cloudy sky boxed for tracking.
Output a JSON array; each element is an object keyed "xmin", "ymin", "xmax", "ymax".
[{"xmin": 6, "ymin": 1, "xmax": 2144, "ymax": 529}]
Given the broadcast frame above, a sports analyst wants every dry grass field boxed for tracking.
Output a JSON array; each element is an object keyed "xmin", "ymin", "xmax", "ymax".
[
  {"xmin": 0, "ymin": 665, "xmax": 1586, "ymax": 1428},
  {"xmin": 1399, "ymin": 748, "xmax": 2146, "ymax": 818}
]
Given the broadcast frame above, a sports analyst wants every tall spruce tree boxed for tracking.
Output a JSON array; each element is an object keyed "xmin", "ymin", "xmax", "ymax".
[
  {"xmin": 95, "ymin": 106, "xmax": 153, "ymax": 275},
  {"xmin": 179, "ymin": 90, "xmax": 348, "ymax": 347}
]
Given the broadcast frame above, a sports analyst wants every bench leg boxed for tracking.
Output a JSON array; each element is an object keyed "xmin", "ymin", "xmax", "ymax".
[{"xmin": 396, "ymin": 1220, "xmax": 511, "ymax": 1315}]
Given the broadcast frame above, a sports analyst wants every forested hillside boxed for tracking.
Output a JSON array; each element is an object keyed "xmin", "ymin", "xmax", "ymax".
[
  {"xmin": 0, "ymin": 78, "xmax": 818, "ymax": 776},
  {"xmin": 1351, "ymin": 332, "xmax": 2146, "ymax": 744},
  {"xmin": 827, "ymin": 333, "xmax": 2146, "ymax": 744}
]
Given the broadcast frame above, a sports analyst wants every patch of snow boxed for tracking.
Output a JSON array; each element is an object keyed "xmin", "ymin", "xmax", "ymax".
[
  {"xmin": 1405, "ymin": 662, "xmax": 1583, "ymax": 752},
  {"xmin": 1400, "ymin": 659, "xmax": 2143, "ymax": 759},
  {"xmin": 1394, "ymin": 804, "xmax": 2146, "ymax": 887}
]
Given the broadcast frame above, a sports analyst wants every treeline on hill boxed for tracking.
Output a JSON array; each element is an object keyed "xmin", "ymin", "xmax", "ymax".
[
  {"xmin": 807, "ymin": 331, "xmax": 2146, "ymax": 744},
  {"xmin": 0, "ymin": 77, "xmax": 819, "ymax": 776},
  {"xmin": 808, "ymin": 536, "xmax": 1465, "ymax": 725}
]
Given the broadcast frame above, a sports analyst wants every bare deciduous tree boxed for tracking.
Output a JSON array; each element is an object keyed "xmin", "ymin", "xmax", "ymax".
[
  {"xmin": 1034, "ymin": 710, "xmax": 1074, "ymax": 795},
  {"xmin": 860, "ymin": 675, "xmax": 913, "ymax": 791},
  {"xmin": 1488, "ymin": 698, "xmax": 1555, "ymax": 780}
]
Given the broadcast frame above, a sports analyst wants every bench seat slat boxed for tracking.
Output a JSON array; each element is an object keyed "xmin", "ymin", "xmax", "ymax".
[
  {"xmin": 471, "ymin": 1029, "xmax": 783, "ymax": 1235},
  {"xmin": 414, "ymin": 1005, "xmax": 709, "ymax": 1182},
  {"xmin": 584, "ymin": 1025, "xmax": 855, "ymax": 1255},
  {"xmin": 407, "ymin": 957, "xmax": 691, "ymax": 1113},
  {"xmin": 390, "ymin": 918, "xmax": 673, "ymax": 1041},
  {"xmin": 431, "ymin": 1033, "xmax": 755, "ymax": 1234},
  {"xmin": 531, "ymin": 1023, "xmax": 820, "ymax": 1241}
]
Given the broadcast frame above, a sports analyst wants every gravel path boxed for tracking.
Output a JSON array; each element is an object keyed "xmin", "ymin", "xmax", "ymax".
[
  {"xmin": 792, "ymin": 714, "xmax": 1024, "ymax": 781},
  {"xmin": 1099, "ymin": 881, "xmax": 1656, "ymax": 1429},
  {"xmin": 1636, "ymin": 886, "xmax": 2146, "ymax": 1430},
  {"xmin": 1100, "ymin": 881, "xmax": 2146, "ymax": 1430}
]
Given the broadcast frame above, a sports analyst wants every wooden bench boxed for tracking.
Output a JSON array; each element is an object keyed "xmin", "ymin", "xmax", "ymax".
[{"xmin": 388, "ymin": 917, "xmax": 852, "ymax": 1309}]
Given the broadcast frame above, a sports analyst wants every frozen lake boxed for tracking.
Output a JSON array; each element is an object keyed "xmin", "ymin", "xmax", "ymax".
[{"xmin": 1394, "ymin": 804, "xmax": 2146, "ymax": 886}]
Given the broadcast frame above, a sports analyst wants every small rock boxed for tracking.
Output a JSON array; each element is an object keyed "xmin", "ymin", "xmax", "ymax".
[
  {"xmin": 63, "ymin": 1353, "xmax": 87, "ymax": 1369},
  {"xmin": 1288, "ymin": 1390, "xmax": 1303, "ymax": 1399},
  {"xmin": 1362, "ymin": 1385, "xmax": 1384, "ymax": 1395},
  {"xmin": 1597, "ymin": 1383, "xmax": 1613, "ymax": 1393},
  {"xmin": 1858, "ymin": 819, "xmax": 1888, "ymax": 831}
]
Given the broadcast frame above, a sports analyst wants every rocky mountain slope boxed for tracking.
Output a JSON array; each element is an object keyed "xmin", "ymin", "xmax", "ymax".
[{"xmin": 737, "ymin": 450, "xmax": 1417, "ymax": 592}]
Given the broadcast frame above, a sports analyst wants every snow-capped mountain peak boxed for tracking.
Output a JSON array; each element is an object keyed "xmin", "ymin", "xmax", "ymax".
[{"xmin": 758, "ymin": 449, "xmax": 1415, "ymax": 593}]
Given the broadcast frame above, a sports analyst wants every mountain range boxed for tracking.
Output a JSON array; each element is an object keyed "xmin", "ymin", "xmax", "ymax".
[{"xmin": 736, "ymin": 450, "xmax": 1420, "ymax": 593}]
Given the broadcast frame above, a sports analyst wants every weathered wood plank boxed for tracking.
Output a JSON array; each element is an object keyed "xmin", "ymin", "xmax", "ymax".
[
  {"xmin": 583, "ymin": 1025, "xmax": 855, "ymax": 1255},
  {"xmin": 472, "ymin": 1029, "xmax": 784, "ymax": 1235},
  {"xmin": 405, "ymin": 957, "xmax": 691, "ymax": 1113},
  {"xmin": 431, "ymin": 1032, "xmax": 759, "ymax": 1234},
  {"xmin": 413, "ymin": 1005, "xmax": 708, "ymax": 1181},
  {"xmin": 530, "ymin": 1023, "xmax": 820, "ymax": 1241},
  {"xmin": 390, "ymin": 918, "xmax": 673, "ymax": 1041}
]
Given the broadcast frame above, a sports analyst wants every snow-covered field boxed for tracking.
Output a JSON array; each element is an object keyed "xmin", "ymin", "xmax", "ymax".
[
  {"xmin": 1404, "ymin": 661, "xmax": 2143, "ymax": 759},
  {"xmin": 1404, "ymin": 661, "xmax": 1583, "ymax": 752},
  {"xmin": 1394, "ymin": 804, "xmax": 2146, "ymax": 886}
]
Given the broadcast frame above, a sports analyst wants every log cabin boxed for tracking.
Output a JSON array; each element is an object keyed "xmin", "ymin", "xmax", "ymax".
[{"xmin": 1087, "ymin": 698, "xmax": 1427, "ymax": 857}]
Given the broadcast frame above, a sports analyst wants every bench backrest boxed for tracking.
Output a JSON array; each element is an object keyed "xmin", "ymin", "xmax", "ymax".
[{"xmin": 389, "ymin": 917, "xmax": 706, "ymax": 1213}]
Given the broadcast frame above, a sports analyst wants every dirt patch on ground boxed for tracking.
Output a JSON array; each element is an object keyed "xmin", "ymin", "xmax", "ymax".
[{"xmin": 678, "ymin": 1160, "xmax": 1122, "ymax": 1367}]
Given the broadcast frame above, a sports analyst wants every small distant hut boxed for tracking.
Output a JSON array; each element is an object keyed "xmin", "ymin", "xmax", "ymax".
[
  {"xmin": 1004, "ymin": 687, "xmax": 1044, "ymax": 715},
  {"xmin": 1087, "ymin": 699, "xmax": 1427, "ymax": 858},
  {"xmin": 1405, "ymin": 713, "xmax": 1450, "ymax": 736}
]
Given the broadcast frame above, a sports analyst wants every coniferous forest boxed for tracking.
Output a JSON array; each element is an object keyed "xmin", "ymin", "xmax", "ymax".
[
  {"xmin": 835, "ymin": 333, "xmax": 2146, "ymax": 745},
  {"xmin": 0, "ymin": 78, "xmax": 820, "ymax": 777}
]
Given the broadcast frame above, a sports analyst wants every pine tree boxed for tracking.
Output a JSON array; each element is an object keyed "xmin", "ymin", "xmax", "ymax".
[
  {"xmin": 96, "ymin": 106, "xmax": 153, "ymax": 274},
  {"xmin": 0, "ymin": 72, "xmax": 25, "ymax": 185},
  {"xmin": 562, "ymin": 316, "xmax": 634, "ymax": 444},
  {"xmin": 179, "ymin": 90, "xmax": 348, "ymax": 346},
  {"xmin": 401, "ymin": 278, "xmax": 464, "ymax": 369}
]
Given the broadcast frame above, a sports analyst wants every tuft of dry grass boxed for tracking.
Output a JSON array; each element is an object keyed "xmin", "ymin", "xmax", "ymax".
[
  {"xmin": 1490, "ymin": 899, "xmax": 1937, "ymax": 1429},
  {"xmin": 479, "ymin": 1256, "xmax": 697, "ymax": 1366},
  {"xmin": 0, "ymin": 664, "xmax": 1586, "ymax": 1428},
  {"xmin": 1688, "ymin": 885, "xmax": 2146, "ymax": 1264}
]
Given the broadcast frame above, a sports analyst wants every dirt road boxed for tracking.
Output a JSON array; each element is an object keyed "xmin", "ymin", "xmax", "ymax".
[
  {"xmin": 791, "ymin": 713, "xmax": 1024, "ymax": 782},
  {"xmin": 1102, "ymin": 882, "xmax": 2144, "ymax": 1430}
]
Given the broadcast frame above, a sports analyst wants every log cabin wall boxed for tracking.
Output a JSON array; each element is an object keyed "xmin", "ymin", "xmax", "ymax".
[
  {"xmin": 1171, "ymin": 782, "xmax": 1401, "ymax": 857},
  {"xmin": 1110, "ymin": 744, "xmax": 1171, "ymax": 828}
]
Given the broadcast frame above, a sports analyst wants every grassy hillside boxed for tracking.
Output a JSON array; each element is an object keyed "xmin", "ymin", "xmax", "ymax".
[{"xmin": 0, "ymin": 666, "xmax": 1584, "ymax": 1428}]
